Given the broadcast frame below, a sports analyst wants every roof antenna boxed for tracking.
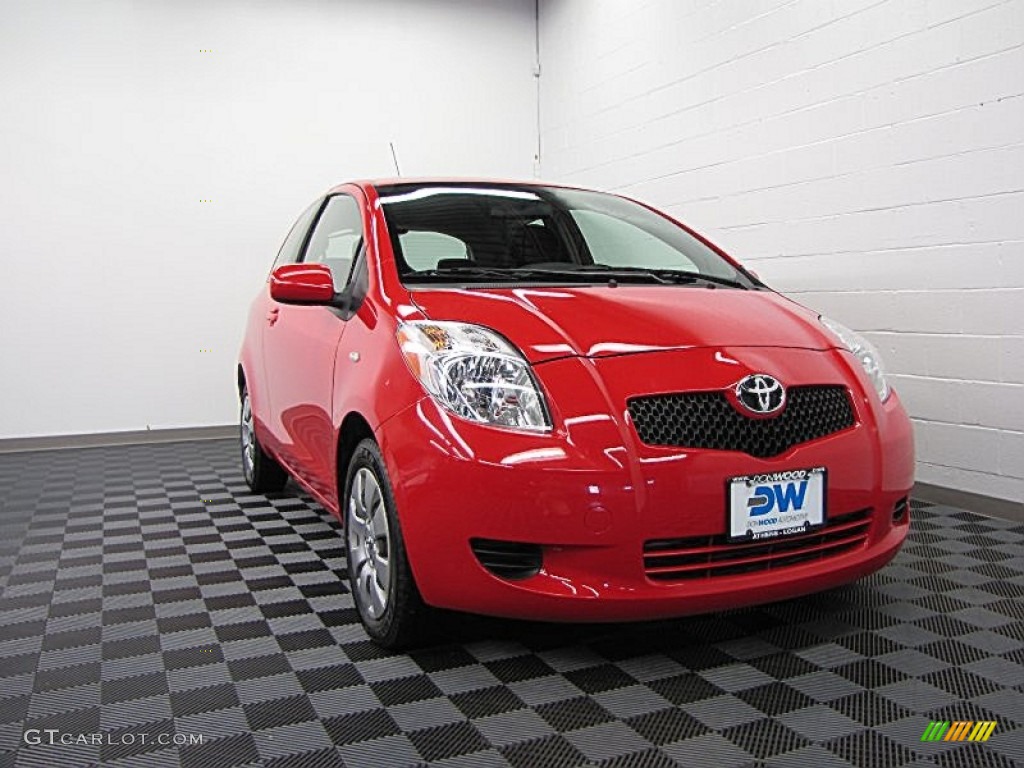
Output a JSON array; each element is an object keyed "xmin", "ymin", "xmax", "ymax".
[{"xmin": 389, "ymin": 141, "xmax": 402, "ymax": 177}]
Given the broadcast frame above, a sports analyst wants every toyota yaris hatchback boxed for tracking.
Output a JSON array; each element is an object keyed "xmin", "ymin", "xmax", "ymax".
[{"xmin": 238, "ymin": 180, "xmax": 914, "ymax": 648}]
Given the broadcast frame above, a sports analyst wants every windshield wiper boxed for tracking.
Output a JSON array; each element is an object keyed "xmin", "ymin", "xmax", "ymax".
[
  {"xmin": 648, "ymin": 269, "xmax": 748, "ymax": 288},
  {"xmin": 408, "ymin": 265, "xmax": 657, "ymax": 283},
  {"xmin": 509, "ymin": 265, "xmax": 672, "ymax": 284},
  {"xmin": 407, "ymin": 264, "xmax": 748, "ymax": 288},
  {"xmin": 408, "ymin": 266, "xmax": 527, "ymax": 281},
  {"xmin": 514, "ymin": 264, "xmax": 748, "ymax": 288}
]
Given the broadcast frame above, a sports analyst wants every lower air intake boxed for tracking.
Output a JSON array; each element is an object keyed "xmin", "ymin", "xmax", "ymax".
[
  {"xmin": 470, "ymin": 539, "xmax": 542, "ymax": 580},
  {"xmin": 643, "ymin": 508, "xmax": 872, "ymax": 581}
]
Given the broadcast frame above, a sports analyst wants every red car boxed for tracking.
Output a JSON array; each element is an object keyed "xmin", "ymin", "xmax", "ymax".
[{"xmin": 238, "ymin": 179, "xmax": 914, "ymax": 648}]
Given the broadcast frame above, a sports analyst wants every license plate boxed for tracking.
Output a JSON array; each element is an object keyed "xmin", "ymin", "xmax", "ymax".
[{"xmin": 728, "ymin": 467, "xmax": 826, "ymax": 542}]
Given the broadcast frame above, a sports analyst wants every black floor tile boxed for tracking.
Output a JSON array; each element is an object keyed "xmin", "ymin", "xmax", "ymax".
[{"xmin": 0, "ymin": 440, "xmax": 1021, "ymax": 768}]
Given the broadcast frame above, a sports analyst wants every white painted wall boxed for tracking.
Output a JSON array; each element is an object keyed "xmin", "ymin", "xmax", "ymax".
[
  {"xmin": 0, "ymin": 0, "xmax": 537, "ymax": 438},
  {"xmin": 539, "ymin": 0, "xmax": 1024, "ymax": 502}
]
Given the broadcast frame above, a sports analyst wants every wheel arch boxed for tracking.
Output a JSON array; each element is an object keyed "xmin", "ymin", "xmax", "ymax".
[{"xmin": 336, "ymin": 411, "xmax": 376, "ymax": 509}]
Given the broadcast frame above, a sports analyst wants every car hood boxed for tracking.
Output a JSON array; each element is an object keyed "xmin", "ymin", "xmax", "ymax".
[{"xmin": 410, "ymin": 285, "xmax": 836, "ymax": 363}]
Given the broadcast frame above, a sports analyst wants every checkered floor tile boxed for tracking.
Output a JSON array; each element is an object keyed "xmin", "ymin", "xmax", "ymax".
[{"xmin": 1, "ymin": 439, "xmax": 1022, "ymax": 768}]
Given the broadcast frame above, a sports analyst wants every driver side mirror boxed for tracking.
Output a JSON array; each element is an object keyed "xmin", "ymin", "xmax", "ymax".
[{"xmin": 270, "ymin": 263, "xmax": 336, "ymax": 305}]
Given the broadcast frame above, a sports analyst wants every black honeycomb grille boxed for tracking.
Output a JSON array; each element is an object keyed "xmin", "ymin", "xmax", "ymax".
[{"xmin": 628, "ymin": 385, "xmax": 855, "ymax": 458}]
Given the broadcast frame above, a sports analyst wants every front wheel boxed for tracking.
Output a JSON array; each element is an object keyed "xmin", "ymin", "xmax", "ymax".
[
  {"xmin": 240, "ymin": 387, "xmax": 288, "ymax": 493},
  {"xmin": 344, "ymin": 439, "xmax": 432, "ymax": 649}
]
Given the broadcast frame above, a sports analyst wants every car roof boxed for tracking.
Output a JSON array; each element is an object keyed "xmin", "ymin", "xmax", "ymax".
[{"xmin": 330, "ymin": 177, "xmax": 595, "ymax": 196}]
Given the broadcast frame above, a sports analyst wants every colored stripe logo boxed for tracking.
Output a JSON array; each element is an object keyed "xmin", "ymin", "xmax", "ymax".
[{"xmin": 921, "ymin": 721, "xmax": 997, "ymax": 742}]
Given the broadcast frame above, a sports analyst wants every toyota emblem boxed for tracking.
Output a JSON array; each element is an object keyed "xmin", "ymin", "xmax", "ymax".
[{"xmin": 735, "ymin": 374, "xmax": 785, "ymax": 415}]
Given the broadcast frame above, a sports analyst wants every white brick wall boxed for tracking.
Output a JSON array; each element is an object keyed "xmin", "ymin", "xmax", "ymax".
[{"xmin": 540, "ymin": 0, "xmax": 1024, "ymax": 501}]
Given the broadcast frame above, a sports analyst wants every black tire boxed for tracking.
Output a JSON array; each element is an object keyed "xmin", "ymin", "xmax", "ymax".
[
  {"xmin": 344, "ymin": 438, "xmax": 432, "ymax": 649},
  {"xmin": 240, "ymin": 387, "xmax": 288, "ymax": 493}
]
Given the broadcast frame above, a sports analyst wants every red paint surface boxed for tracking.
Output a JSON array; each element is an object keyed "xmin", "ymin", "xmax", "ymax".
[{"xmin": 239, "ymin": 180, "xmax": 914, "ymax": 621}]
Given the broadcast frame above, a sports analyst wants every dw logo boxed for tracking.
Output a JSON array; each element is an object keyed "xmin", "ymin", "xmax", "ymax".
[{"xmin": 747, "ymin": 480, "xmax": 809, "ymax": 516}]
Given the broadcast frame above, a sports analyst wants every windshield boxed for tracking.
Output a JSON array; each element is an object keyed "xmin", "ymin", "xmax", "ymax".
[{"xmin": 377, "ymin": 183, "xmax": 756, "ymax": 288}]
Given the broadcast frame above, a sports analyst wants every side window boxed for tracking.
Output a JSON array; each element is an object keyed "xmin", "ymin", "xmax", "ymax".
[
  {"xmin": 273, "ymin": 199, "xmax": 323, "ymax": 269},
  {"xmin": 571, "ymin": 210, "xmax": 698, "ymax": 271},
  {"xmin": 302, "ymin": 195, "xmax": 364, "ymax": 291},
  {"xmin": 399, "ymin": 231, "xmax": 469, "ymax": 271}
]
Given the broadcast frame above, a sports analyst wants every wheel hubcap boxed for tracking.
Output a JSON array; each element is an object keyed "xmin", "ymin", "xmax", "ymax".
[
  {"xmin": 241, "ymin": 395, "xmax": 255, "ymax": 477},
  {"xmin": 347, "ymin": 467, "xmax": 391, "ymax": 619}
]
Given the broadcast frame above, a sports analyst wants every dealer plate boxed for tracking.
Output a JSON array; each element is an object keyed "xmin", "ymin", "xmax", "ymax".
[{"xmin": 728, "ymin": 467, "xmax": 826, "ymax": 542}]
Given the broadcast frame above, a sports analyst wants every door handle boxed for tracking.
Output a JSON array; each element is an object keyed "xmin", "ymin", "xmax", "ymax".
[{"xmin": 267, "ymin": 307, "xmax": 280, "ymax": 326}]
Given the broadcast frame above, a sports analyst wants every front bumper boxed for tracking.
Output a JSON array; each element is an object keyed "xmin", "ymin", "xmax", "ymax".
[{"xmin": 377, "ymin": 349, "xmax": 914, "ymax": 622}]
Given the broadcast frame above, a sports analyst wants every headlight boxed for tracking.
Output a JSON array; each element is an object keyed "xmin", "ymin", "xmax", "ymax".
[
  {"xmin": 396, "ymin": 321, "xmax": 551, "ymax": 430},
  {"xmin": 820, "ymin": 316, "xmax": 890, "ymax": 402}
]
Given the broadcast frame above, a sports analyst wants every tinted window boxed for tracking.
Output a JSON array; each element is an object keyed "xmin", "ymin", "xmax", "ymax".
[
  {"xmin": 303, "ymin": 195, "xmax": 363, "ymax": 291},
  {"xmin": 378, "ymin": 184, "xmax": 750, "ymax": 287},
  {"xmin": 273, "ymin": 198, "xmax": 322, "ymax": 268},
  {"xmin": 571, "ymin": 210, "xmax": 697, "ymax": 271},
  {"xmin": 399, "ymin": 231, "xmax": 470, "ymax": 271}
]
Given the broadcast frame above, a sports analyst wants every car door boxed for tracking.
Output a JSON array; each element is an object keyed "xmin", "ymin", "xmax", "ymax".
[
  {"xmin": 249, "ymin": 198, "xmax": 323, "ymax": 432},
  {"xmin": 262, "ymin": 192, "xmax": 365, "ymax": 499}
]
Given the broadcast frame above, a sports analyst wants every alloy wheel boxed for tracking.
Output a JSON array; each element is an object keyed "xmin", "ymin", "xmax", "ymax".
[
  {"xmin": 241, "ymin": 394, "xmax": 255, "ymax": 479},
  {"xmin": 347, "ymin": 467, "xmax": 392, "ymax": 619}
]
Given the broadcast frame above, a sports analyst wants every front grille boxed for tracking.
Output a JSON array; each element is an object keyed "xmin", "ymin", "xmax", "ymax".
[
  {"xmin": 628, "ymin": 385, "xmax": 855, "ymax": 458},
  {"xmin": 471, "ymin": 539, "xmax": 542, "ymax": 580},
  {"xmin": 643, "ymin": 508, "xmax": 872, "ymax": 581}
]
